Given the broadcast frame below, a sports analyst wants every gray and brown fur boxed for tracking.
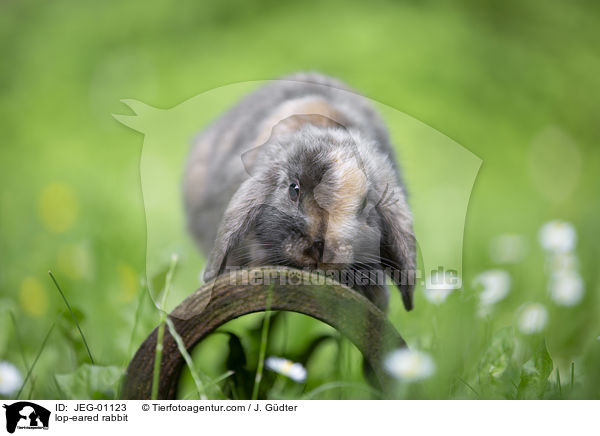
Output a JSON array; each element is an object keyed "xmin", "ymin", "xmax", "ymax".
[{"xmin": 184, "ymin": 72, "xmax": 416, "ymax": 311}]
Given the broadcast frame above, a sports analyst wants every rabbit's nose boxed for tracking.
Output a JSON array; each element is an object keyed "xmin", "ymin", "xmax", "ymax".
[{"xmin": 305, "ymin": 239, "xmax": 325, "ymax": 262}]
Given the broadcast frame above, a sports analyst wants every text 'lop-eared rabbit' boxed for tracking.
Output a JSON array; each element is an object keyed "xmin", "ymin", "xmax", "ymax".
[{"xmin": 184, "ymin": 73, "xmax": 416, "ymax": 311}]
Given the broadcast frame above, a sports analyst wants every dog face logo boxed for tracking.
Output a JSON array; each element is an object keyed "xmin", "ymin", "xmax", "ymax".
[{"xmin": 2, "ymin": 402, "xmax": 50, "ymax": 434}]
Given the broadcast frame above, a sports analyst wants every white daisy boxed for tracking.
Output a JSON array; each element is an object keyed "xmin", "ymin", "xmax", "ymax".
[
  {"xmin": 489, "ymin": 234, "xmax": 527, "ymax": 264},
  {"xmin": 548, "ymin": 252, "xmax": 578, "ymax": 273},
  {"xmin": 518, "ymin": 303, "xmax": 548, "ymax": 334},
  {"xmin": 539, "ymin": 221, "xmax": 576, "ymax": 254},
  {"xmin": 424, "ymin": 270, "xmax": 461, "ymax": 305},
  {"xmin": 0, "ymin": 361, "xmax": 23, "ymax": 396},
  {"xmin": 265, "ymin": 356, "xmax": 306, "ymax": 383},
  {"xmin": 473, "ymin": 270, "xmax": 511, "ymax": 306},
  {"xmin": 549, "ymin": 270, "xmax": 584, "ymax": 306},
  {"xmin": 384, "ymin": 348, "xmax": 435, "ymax": 382}
]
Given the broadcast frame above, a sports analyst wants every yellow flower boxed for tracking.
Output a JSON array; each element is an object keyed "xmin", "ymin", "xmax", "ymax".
[
  {"xmin": 39, "ymin": 183, "xmax": 79, "ymax": 233},
  {"xmin": 19, "ymin": 277, "xmax": 49, "ymax": 317}
]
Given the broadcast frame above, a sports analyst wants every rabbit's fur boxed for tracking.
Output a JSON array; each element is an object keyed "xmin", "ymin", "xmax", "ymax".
[{"xmin": 184, "ymin": 73, "xmax": 416, "ymax": 311}]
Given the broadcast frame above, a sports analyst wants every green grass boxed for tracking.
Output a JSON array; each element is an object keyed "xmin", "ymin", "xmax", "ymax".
[
  {"xmin": 1, "ymin": 0, "xmax": 599, "ymax": 400},
  {"xmin": 151, "ymin": 254, "xmax": 178, "ymax": 400}
]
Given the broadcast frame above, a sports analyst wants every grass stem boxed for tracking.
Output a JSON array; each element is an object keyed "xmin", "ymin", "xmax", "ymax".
[
  {"xmin": 251, "ymin": 286, "xmax": 273, "ymax": 400},
  {"xmin": 570, "ymin": 361, "xmax": 575, "ymax": 390},
  {"xmin": 48, "ymin": 270, "xmax": 94, "ymax": 364},
  {"xmin": 16, "ymin": 315, "xmax": 58, "ymax": 399},
  {"xmin": 9, "ymin": 311, "xmax": 29, "ymax": 369},
  {"xmin": 165, "ymin": 317, "xmax": 207, "ymax": 400},
  {"xmin": 151, "ymin": 254, "xmax": 178, "ymax": 400}
]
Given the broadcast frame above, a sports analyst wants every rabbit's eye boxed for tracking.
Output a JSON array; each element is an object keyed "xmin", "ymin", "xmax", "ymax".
[{"xmin": 288, "ymin": 183, "xmax": 300, "ymax": 202}]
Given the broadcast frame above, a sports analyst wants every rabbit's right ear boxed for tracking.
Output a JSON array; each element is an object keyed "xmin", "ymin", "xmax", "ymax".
[{"xmin": 203, "ymin": 178, "xmax": 264, "ymax": 282}]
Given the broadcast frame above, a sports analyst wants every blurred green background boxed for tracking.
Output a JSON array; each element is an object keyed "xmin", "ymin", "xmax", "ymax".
[{"xmin": 1, "ymin": 0, "xmax": 599, "ymax": 399}]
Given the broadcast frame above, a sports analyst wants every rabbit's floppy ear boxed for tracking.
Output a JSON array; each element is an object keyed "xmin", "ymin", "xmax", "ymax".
[
  {"xmin": 376, "ymin": 184, "xmax": 417, "ymax": 311},
  {"xmin": 203, "ymin": 177, "xmax": 265, "ymax": 282}
]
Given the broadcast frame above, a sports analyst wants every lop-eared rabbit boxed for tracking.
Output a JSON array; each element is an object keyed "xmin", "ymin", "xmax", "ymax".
[{"xmin": 184, "ymin": 73, "xmax": 416, "ymax": 311}]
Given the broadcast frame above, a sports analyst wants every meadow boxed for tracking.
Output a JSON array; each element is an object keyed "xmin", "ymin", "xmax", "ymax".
[{"xmin": 0, "ymin": 0, "xmax": 599, "ymax": 400}]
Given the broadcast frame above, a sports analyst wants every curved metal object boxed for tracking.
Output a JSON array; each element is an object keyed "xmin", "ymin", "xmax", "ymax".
[{"xmin": 122, "ymin": 267, "xmax": 406, "ymax": 399}]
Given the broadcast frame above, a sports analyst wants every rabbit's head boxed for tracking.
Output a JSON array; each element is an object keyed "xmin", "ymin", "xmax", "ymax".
[{"xmin": 203, "ymin": 116, "xmax": 416, "ymax": 310}]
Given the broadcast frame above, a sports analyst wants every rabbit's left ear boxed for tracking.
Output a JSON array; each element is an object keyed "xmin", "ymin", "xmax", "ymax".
[
  {"xmin": 203, "ymin": 178, "xmax": 264, "ymax": 282},
  {"xmin": 377, "ymin": 185, "xmax": 417, "ymax": 311}
]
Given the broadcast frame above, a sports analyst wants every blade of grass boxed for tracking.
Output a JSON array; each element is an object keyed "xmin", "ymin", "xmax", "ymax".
[
  {"xmin": 151, "ymin": 254, "xmax": 178, "ymax": 400},
  {"xmin": 208, "ymin": 370, "xmax": 234, "ymax": 388},
  {"xmin": 456, "ymin": 376, "xmax": 481, "ymax": 399},
  {"xmin": 556, "ymin": 368, "xmax": 562, "ymax": 396},
  {"xmin": 26, "ymin": 376, "xmax": 36, "ymax": 399},
  {"xmin": 16, "ymin": 315, "xmax": 58, "ymax": 399},
  {"xmin": 53, "ymin": 375, "xmax": 66, "ymax": 399},
  {"xmin": 570, "ymin": 361, "xmax": 575, "ymax": 389},
  {"xmin": 334, "ymin": 334, "xmax": 346, "ymax": 399},
  {"xmin": 251, "ymin": 285, "xmax": 273, "ymax": 400},
  {"xmin": 152, "ymin": 321, "xmax": 167, "ymax": 400},
  {"xmin": 126, "ymin": 279, "xmax": 148, "ymax": 361},
  {"xmin": 48, "ymin": 270, "xmax": 94, "ymax": 364},
  {"xmin": 9, "ymin": 311, "xmax": 29, "ymax": 369},
  {"xmin": 182, "ymin": 371, "xmax": 234, "ymax": 400},
  {"xmin": 302, "ymin": 382, "xmax": 382, "ymax": 400},
  {"xmin": 165, "ymin": 317, "xmax": 208, "ymax": 400},
  {"xmin": 115, "ymin": 279, "xmax": 148, "ymax": 400}
]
